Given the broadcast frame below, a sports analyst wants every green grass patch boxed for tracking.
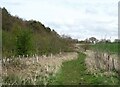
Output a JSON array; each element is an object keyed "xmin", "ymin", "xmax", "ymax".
[
  {"xmin": 50, "ymin": 52, "xmax": 120, "ymax": 85},
  {"xmin": 91, "ymin": 43, "xmax": 118, "ymax": 54}
]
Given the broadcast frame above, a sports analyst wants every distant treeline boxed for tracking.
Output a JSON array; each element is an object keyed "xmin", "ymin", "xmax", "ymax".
[
  {"xmin": 2, "ymin": 7, "xmax": 76, "ymax": 57},
  {"xmin": 79, "ymin": 37, "xmax": 120, "ymax": 44}
]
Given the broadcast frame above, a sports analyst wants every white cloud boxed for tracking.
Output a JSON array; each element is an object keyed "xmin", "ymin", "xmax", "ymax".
[{"xmin": 0, "ymin": 0, "xmax": 119, "ymax": 41}]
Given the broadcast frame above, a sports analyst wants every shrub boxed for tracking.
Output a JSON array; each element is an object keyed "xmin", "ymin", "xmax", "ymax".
[
  {"xmin": 15, "ymin": 28, "xmax": 34, "ymax": 56},
  {"xmin": 81, "ymin": 43, "xmax": 90, "ymax": 52}
]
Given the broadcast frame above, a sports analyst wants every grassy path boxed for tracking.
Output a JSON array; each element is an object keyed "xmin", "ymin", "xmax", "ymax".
[{"xmin": 51, "ymin": 52, "xmax": 120, "ymax": 85}]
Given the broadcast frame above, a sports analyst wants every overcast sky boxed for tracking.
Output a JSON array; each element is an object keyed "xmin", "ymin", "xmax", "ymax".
[{"xmin": 0, "ymin": 0, "xmax": 119, "ymax": 41}]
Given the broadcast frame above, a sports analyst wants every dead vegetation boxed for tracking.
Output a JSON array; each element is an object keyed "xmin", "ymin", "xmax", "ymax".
[
  {"xmin": 85, "ymin": 50, "xmax": 120, "ymax": 77},
  {"xmin": 2, "ymin": 52, "xmax": 78, "ymax": 85}
]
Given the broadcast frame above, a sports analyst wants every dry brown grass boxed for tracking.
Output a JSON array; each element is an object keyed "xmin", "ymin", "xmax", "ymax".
[
  {"xmin": 2, "ymin": 52, "xmax": 78, "ymax": 85},
  {"xmin": 85, "ymin": 50, "xmax": 119, "ymax": 76}
]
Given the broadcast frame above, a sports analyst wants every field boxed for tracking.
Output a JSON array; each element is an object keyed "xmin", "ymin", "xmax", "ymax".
[{"xmin": 91, "ymin": 43, "xmax": 119, "ymax": 54}]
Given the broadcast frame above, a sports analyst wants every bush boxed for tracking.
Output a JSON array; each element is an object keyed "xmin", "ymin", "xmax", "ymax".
[
  {"xmin": 81, "ymin": 43, "xmax": 90, "ymax": 52},
  {"xmin": 15, "ymin": 28, "xmax": 34, "ymax": 56}
]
